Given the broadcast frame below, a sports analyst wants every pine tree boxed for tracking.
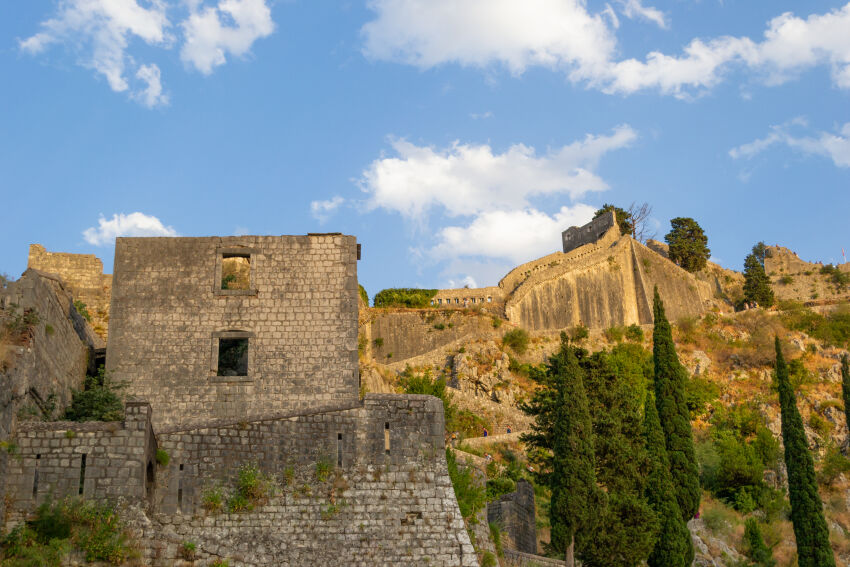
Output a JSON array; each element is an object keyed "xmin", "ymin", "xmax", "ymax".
[
  {"xmin": 594, "ymin": 204, "xmax": 634, "ymax": 236},
  {"xmin": 652, "ymin": 288, "xmax": 701, "ymax": 527},
  {"xmin": 743, "ymin": 244, "xmax": 775, "ymax": 307},
  {"xmin": 743, "ymin": 518, "xmax": 776, "ymax": 567},
  {"xmin": 644, "ymin": 393, "xmax": 691, "ymax": 567},
  {"xmin": 841, "ymin": 354, "xmax": 850, "ymax": 435},
  {"xmin": 774, "ymin": 338, "xmax": 835, "ymax": 567},
  {"xmin": 521, "ymin": 335, "xmax": 603, "ymax": 565},
  {"xmin": 664, "ymin": 217, "xmax": 710, "ymax": 272},
  {"xmin": 580, "ymin": 350, "xmax": 657, "ymax": 567}
]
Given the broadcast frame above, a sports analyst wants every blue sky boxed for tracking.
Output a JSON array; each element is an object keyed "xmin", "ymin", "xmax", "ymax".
[{"xmin": 1, "ymin": 1, "xmax": 849, "ymax": 297}]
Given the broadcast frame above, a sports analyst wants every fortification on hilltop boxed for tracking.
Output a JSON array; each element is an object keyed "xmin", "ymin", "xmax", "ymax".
[
  {"xmin": 2, "ymin": 234, "xmax": 477, "ymax": 566},
  {"xmin": 429, "ymin": 210, "xmax": 714, "ymax": 331},
  {"xmin": 27, "ymin": 244, "xmax": 111, "ymax": 339}
]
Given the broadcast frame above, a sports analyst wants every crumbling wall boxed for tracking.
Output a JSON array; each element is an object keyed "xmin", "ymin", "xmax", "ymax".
[
  {"xmin": 487, "ymin": 479, "xmax": 537, "ymax": 555},
  {"xmin": 27, "ymin": 244, "xmax": 112, "ymax": 338},
  {"xmin": 561, "ymin": 209, "xmax": 616, "ymax": 254},
  {"xmin": 107, "ymin": 235, "xmax": 360, "ymax": 430},
  {"xmin": 3, "ymin": 403, "xmax": 155, "ymax": 523},
  {"xmin": 765, "ymin": 245, "xmax": 850, "ymax": 304}
]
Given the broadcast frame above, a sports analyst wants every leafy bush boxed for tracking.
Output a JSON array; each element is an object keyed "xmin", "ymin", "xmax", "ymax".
[
  {"xmin": 398, "ymin": 368, "xmax": 486, "ymax": 436},
  {"xmin": 781, "ymin": 301, "xmax": 850, "ymax": 348},
  {"xmin": 315, "ymin": 458, "xmax": 333, "ymax": 483},
  {"xmin": 155, "ymin": 449, "xmax": 170, "ymax": 466},
  {"xmin": 492, "ymin": 317, "xmax": 502, "ymax": 329},
  {"xmin": 502, "ymin": 328, "xmax": 529, "ymax": 354},
  {"xmin": 809, "ymin": 413, "xmax": 833, "ymax": 439},
  {"xmin": 743, "ymin": 518, "xmax": 776, "ymax": 567},
  {"xmin": 603, "ymin": 326, "xmax": 624, "ymax": 342},
  {"xmin": 446, "ymin": 448, "xmax": 485, "ymax": 521},
  {"xmin": 489, "ymin": 522, "xmax": 504, "ymax": 557},
  {"xmin": 819, "ymin": 444, "xmax": 850, "ymax": 486},
  {"xmin": 63, "ymin": 367, "xmax": 124, "ymax": 422},
  {"xmin": 684, "ymin": 376, "xmax": 720, "ymax": 418},
  {"xmin": 373, "ymin": 288, "xmax": 437, "ymax": 308},
  {"xmin": 372, "ymin": 337, "xmax": 384, "ymax": 348},
  {"xmin": 180, "ymin": 541, "xmax": 197, "ymax": 561},
  {"xmin": 779, "ymin": 275, "xmax": 794, "ymax": 285},
  {"xmin": 202, "ymin": 486, "xmax": 224, "ymax": 513},
  {"xmin": 485, "ymin": 477, "xmax": 516, "ymax": 500},
  {"xmin": 480, "ymin": 551, "xmax": 498, "ymax": 567},
  {"xmin": 820, "ymin": 264, "xmax": 850, "ymax": 289},
  {"xmin": 73, "ymin": 300, "xmax": 91, "ymax": 322},
  {"xmin": 569, "ymin": 324, "xmax": 589, "ymax": 342},
  {"xmin": 433, "ymin": 323, "xmax": 445, "ymax": 330},
  {"xmin": 625, "ymin": 324, "xmax": 644, "ymax": 342},
  {"xmin": 358, "ymin": 284, "xmax": 369, "ymax": 305}
]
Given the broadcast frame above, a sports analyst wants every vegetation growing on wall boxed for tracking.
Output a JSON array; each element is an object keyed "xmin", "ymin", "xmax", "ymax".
[
  {"xmin": 373, "ymin": 288, "xmax": 438, "ymax": 308},
  {"xmin": 63, "ymin": 366, "xmax": 124, "ymax": 422}
]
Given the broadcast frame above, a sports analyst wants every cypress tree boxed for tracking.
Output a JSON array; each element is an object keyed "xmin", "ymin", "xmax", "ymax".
[
  {"xmin": 652, "ymin": 288, "xmax": 701, "ymax": 524},
  {"xmin": 644, "ymin": 393, "xmax": 692, "ymax": 567},
  {"xmin": 521, "ymin": 335, "xmax": 603, "ymax": 565},
  {"xmin": 743, "ymin": 518, "xmax": 776, "ymax": 567},
  {"xmin": 842, "ymin": 354, "xmax": 850, "ymax": 435},
  {"xmin": 580, "ymin": 349, "xmax": 657, "ymax": 567},
  {"xmin": 743, "ymin": 251, "xmax": 775, "ymax": 307},
  {"xmin": 774, "ymin": 338, "xmax": 835, "ymax": 567}
]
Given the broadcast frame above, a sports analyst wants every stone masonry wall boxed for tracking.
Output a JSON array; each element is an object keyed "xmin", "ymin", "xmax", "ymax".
[
  {"xmin": 3, "ymin": 402, "xmax": 155, "ymax": 523},
  {"xmin": 141, "ymin": 394, "xmax": 477, "ymax": 566},
  {"xmin": 487, "ymin": 479, "xmax": 537, "ymax": 555},
  {"xmin": 106, "ymin": 235, "xmax": 360, "ymax": 430},
  {"xmin": 561, "ymin": 210, "xmax": 616, "ymax": 254},
  {"xmin": 27, "ymin": 244, "xmax": 112, "ymax": 339}
]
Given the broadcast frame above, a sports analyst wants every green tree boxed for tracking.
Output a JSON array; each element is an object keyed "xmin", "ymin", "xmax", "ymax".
[
  {"xmin": 842, "ymin": 355, "xmax": 850, "ymax": 435},
  {"xmin": 664, "ymin": 217, "xmax": 710, "ymax": 272},
  {"xmin": 644, "ymin": 393, "xmax": 691, "ymax": 567},
  {"xmin": 595, "ymin": 204, "xmax": 634, "ymax": 236},
  {"xmin": 743, "ymin": 243, "xmax": 775, "ymax": 307},
  {"xmin": 580, "ymin": 350, "xmax": 657, "ymax": 567},
  {"xmin": 63, "ymin": 367, "xmax": 124, "ymax": 422},
  {"xmin": 774, "ymin": 338, "xmax": 835, "ymax": 567},
  {"xmin": 743, "ymin": 518, "xmax": 776, "ymax": 567},
  {"xmin": 521, "ymin": 335, "xmax": 603, "ymax": 565},
  {"xmin": 652, "ymin": 288, "xmax": 700, "ymax": 525}
]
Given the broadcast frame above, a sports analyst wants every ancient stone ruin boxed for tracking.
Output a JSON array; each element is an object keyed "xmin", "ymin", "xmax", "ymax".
[{"xmin": 1, "ymin": 234, "xmax": 477, "ymax": 566}]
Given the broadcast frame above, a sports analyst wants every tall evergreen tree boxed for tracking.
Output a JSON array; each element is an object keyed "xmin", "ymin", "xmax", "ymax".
[
  {"xmin": 644, "ymin": 393, "xmax": 692, "ymax": 567},
  {"xmin": 664, "ymin": 217, "xmax": 710, "ymax": 272},
  {"xmin": 580, "ymin": 350, "xmax": 657, "ymax": 567},
  {"xmin": 841, "ymin": 354, "xmax": 850, "ymax": 435},
  {"xmin": 774, "ymin": 338, "xmax": 835, "ymax": 567},
  {"xmin": 743, "ymin": 243, "xmax": 775, "ymax": 307},
  {"xmin": 521, "ymin": 335, "xmax": 603, "ymax": 566},
  {"xmin": 652, "ymin": 288, "xmax": 701, "ymax": 526}
]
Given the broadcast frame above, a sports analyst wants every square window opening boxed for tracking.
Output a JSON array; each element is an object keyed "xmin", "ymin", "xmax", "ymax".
[
  {"xmin": 221, "ymin": 254, "xmax": 251, "ymax": 290},
  {"xmin": 218, "ymin": 338, "xmax": 249, "ymax": 376}
]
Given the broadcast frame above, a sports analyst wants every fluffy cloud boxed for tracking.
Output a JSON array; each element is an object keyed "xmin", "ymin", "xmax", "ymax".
[
  {"xmin": 310, "ymin": 196, "xmax": 346, "ymax": 223},
  {"xmin": 431, "ymin": 205, "xmax": 597, "ymax": 264},
  {"xmin": 730, "ymin": 120, "xmax": 850, "ymax": 168},
  {"xmin": 618, "ymin": 0, "xmax": 668, "ymax": 29},
  {"xmin": 20, "ymin": 0, "xmax": 274, "ymax": 106},
  {"xmin": 83, "ymin": 213, "xmax": 178, "ymax": 246},
  {"xmin": 362, "ymin": 1, "xmax": 850, "ymax": 96},
  {"xmin": 358, "ymin": 125, "xmax": 637, "ymax": 220},
  {"xmin": 20, "ymin": 0, "xmax": 171, "ymax": 103},
  {"xmin": 181, "ymin": 0, "xmax": 275, "ymax": 74}
]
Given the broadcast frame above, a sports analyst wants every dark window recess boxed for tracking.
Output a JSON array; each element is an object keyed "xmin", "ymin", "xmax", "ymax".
[
  {"xmin": 78, "ymin": 454, "xmax": 87, "ymax": 495},
  {"xmin": 177, "ymin": 463, "xmax": 184, "ymax": 512},
  {"xmin": 221, "ymin": 254, "xmax": 250, "ymax": 290},
  {"xmin": 218, "ymin": 338, "xmax": 248, "ymax": 376},
  {"xmin": 337, "ymin": 433, "xmax": 343, "ymax": 467},
  {"xmin": 33, "ymin": 454, "xmax": 40, "ymax": 498},
  {"xmin": 384, "ymin": 422, "xmax": 391, "ymax": 455}
]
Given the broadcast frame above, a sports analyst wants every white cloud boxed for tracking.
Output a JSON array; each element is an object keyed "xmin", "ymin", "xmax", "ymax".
[
  {"xmin": 431, "ymin": 205, "xmax": 596, "ymax": 264},
  {"xmin": 618, "ymin": 0, "xmax": 668, "ymax": 29},
  {"xmin": 470, "ymin": 111, "xmax": 493, "ymax": 120},
  {"xmin": 20, "ymin": 0, "xmax": 275, "ymax": 106},
  {"xmin": 362, "ymin": 1, "xmax": 850, "ymax": 96},
  {"xmin": 310, "ymin": 196, "xmax": 346, "ymax": 223},
  {"xmin": 358, "ymin": 125, "xmax": 637, "ymax": 220},
  {"xmin": 83, "ymin": 212, "xmax": 178, "ymax": 246},
  {"xmin": 19, "ymin": 0, "xmax": 171, "ymax": 103},
  {"xmin": 730, "ymin": 119, "xmax": 850, "ymax": 168},
  {"xmin": 133, "ymin": 64, "xmax": 168, "ymax": 107},
  {"xmin": 446, "ymin": 275, "xmax": 478, "ymax": 288},
  {"xmin": 181, "ymin": 0, "xmax": 275, "ymax": 74}
]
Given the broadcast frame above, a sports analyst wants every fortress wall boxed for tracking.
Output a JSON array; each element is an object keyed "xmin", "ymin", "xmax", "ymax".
[
  {"xmin": 431, "ymin": 286, "xmax": 503, "ymax": 309},
  {"xmin": 106, "ymin": 235, "xmax": 360, "ymax": 430},
  {"xmin": 3, "ymin": 403, "xmax": 154, "ymax": 522},
  {"xmin": 369, "ymin": 310, "xmax": 495, "ymax": 363},
  {"xmin": 498, "ymin": 252, "xmax": 566, "ymax": 296},
  {"xmin": 631, "ymin": 242, "xmax": 713, "ymax": 322},
  {"xmin": 561, "ymin": 210, "xmax": 616, "ymax": 254},
  {"xmin": 143, "ymin": 394, "xmax": 477, "ymax": 566},
  {"xmin": 27, "ymin": 244, "xmax": 112, "ymax": 338},
  {"xmin": 486, "ymin": 479, "xmax": 537, "ymax": 555}
]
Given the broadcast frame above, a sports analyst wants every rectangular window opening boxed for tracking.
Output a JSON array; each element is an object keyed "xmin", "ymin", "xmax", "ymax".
[
  {"xmin": 33, "ymin": 454, "xmax": 40, "ymax": 498},
  {"xmin": 78, "ymin": 454, "xmax": 87, "ymax": 496},
  {"xmin": 337, "ymin": 433, "xmax": 343, "ymax": 467},
  {"xmin": 218, "ymin": 338, "xmax": 249, "ymax": 376},
  {"xmin": 221, "ymin": 253, "xmax": 251, "ymax": 290},
  {"xmin": 384, "ymin": 422, "xmax": 391, "ymax": 456}
]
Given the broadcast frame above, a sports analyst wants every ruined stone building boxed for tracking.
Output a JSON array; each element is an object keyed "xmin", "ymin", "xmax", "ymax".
[{"xmin": 1, "ymin": 235, "xmax": 477, "ymax": 566}]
